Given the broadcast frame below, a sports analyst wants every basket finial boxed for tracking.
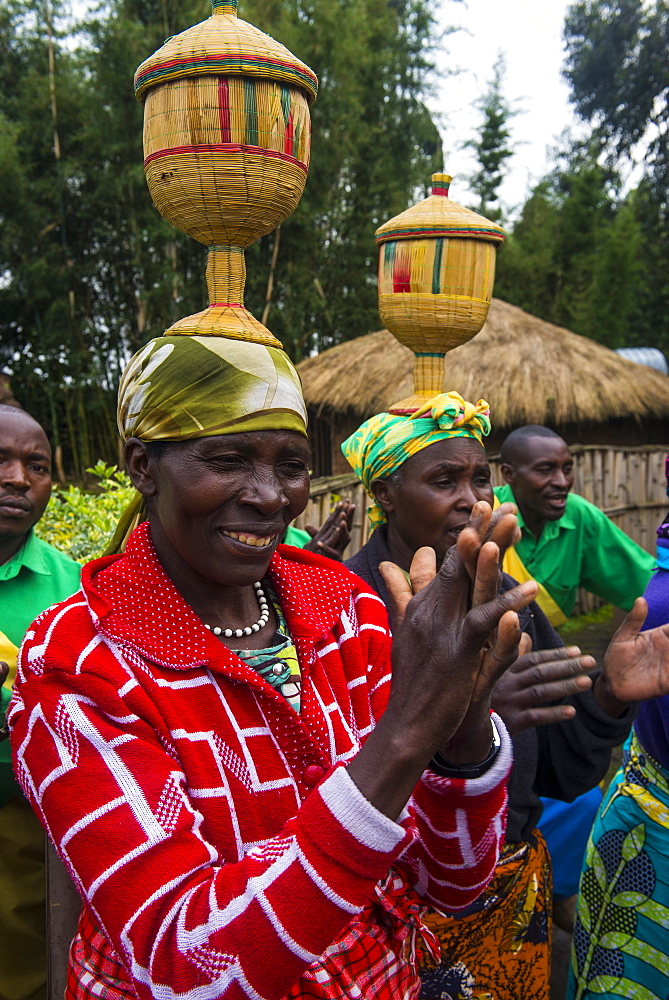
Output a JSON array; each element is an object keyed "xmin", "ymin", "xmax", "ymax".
[
  {"xmin": 431, "ymin": 173, "xmax": 451, "ymax": 197},
  {"xmin": 211, "ymin": 0, "xmax": 238, "ymax": 15}
]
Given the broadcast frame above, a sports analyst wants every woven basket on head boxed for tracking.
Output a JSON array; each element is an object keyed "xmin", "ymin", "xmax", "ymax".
[
  {"xmin": 375, "ymin": 174, "xmax": 505, "ymax": 413},
  {"xmin": 135, "ymin": 0, "xmax": 317, "ymax": 347}
]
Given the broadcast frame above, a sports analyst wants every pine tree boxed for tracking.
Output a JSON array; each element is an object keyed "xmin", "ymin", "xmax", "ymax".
[{"xmin": 464, "ymin": 53, "xmax": 519, "ymax": 221}]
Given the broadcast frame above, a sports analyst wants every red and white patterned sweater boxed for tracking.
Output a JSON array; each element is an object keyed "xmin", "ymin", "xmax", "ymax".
[{"xmin": 9, "ymin": 522, "xmax": 511, "ymax": 1000}]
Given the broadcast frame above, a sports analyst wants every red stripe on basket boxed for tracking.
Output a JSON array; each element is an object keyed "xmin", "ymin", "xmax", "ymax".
[
  {"xmin": 209, "ymin": 302, "xmax": 243, "ymax": 308},
  {"xmin": 144, "ymin": 144, "xmax": 308, "ymax": 172},
  {"xmin": 393, "ymin": 253, "xmax": 411, "ymax": 293},
  {"xmin": 218, "ymin": 79, "xmax": 231, "ymax": 142}
]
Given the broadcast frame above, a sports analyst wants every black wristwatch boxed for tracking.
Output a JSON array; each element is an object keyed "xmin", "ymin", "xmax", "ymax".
[{"xmin": 430, "ymin": 718, "xmax": 501, "ymax": 779}]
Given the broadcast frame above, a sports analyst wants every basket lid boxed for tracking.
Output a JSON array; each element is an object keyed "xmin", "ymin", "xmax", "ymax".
[
  {"xmin": 134, "ymin": 0, "xmax": 318, "ymax": 105},
  {"xmin": 374, "ymin": 173, "xmax": 505, "ymax": 245}
]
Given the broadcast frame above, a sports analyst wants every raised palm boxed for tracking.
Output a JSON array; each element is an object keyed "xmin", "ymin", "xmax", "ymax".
[{"xmin": 604, "ymin": 598, "xmax": 669, "ymax": 702}]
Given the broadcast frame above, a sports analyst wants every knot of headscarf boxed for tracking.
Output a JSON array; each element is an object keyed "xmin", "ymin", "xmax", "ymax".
[
  {"xmin": 108, "ymin": 334, "xmax": 308, "ymax": 554},
  {"xmin": 341, "ymin": 391, "xmax": 491, "ymax": 529}
]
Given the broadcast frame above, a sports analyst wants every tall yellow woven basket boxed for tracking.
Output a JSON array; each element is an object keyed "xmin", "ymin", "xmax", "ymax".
[
  {"xmin": 375, "ymin": 173, "xmax": 505, "ymax": 413},
  {"xmin": 134, "ymin": 0, "xmax": 317, "ymax": 347}
]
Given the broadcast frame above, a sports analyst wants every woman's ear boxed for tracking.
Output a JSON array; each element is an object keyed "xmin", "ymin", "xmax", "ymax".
[
  {"xmin": 124, "ymin": 438, "xmax": 158, "ymax": 497},
  {"xmin": 371, "ymin": 477, "xmax": 395, "ymax": 514}
]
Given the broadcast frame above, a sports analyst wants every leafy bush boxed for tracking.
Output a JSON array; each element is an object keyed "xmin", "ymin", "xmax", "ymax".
[{"xmin": 36, "ymin": 462, "xmax": 136, "ymax": 564}]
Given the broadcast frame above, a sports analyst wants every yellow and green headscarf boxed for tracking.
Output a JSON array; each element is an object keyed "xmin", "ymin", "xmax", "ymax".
[
  {"xmin": 109, "ymin": 335, "xmax": 308, "ymax": 552},
  {"xmin": 118, "ymin": 335, "xmax": 307, "ymax": 442},
  {"xmin": 341, "ymin": 392, "xmax": 491, "ymax": 528}
]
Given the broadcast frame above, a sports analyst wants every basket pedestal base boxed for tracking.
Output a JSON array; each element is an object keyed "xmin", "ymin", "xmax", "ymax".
[{"xmin": 164, "ymin": 245, "xmax": 281, "ymax": 348}]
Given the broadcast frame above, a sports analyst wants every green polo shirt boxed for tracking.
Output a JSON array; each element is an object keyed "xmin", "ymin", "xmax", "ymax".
[
  {"xmin": 494, "ymin": 484, "xmax": 655, "ymax": 619},
  {"xmin": 283, "ymin": 525, "xmax": 311, "ymax": 548},
  {"xmin": 1, "ymin": 531, "xmax": 80, "ymax": 804}
]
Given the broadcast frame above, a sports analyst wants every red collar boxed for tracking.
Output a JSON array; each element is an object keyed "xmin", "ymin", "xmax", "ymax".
[{"xmin": 82, "ymin": 522, "xmax": 366, "ymax": 675}]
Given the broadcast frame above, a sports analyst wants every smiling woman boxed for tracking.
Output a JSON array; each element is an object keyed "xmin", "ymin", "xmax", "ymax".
[
  {"xmin": 128, "ymin": 430, "xmax": 311, "ymax": 635},
  {"xmin": 7, "ymin": 335, "xmax": 542, "ymax": 1000}
]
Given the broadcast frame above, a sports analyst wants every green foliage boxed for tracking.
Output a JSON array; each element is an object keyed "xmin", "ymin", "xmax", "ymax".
[
  {"xmin": 36, "ymin": 461, "xmax": 135, "ymax": 562},
  {"xmin": 239, "ymin": 0, "xmax": 444, "ymax": 357},
  {"xmin": 464, "ymin": 53, "xmax": 519, "ymax": 221},
  {"xmin": 495, "ymin": 145, "xmax": 651, "ymax": 350},
  {"xmin": 0, "ymin": 0, "xmax": 444, "ymax": 476},
  {"xmin": 564, "ymin": 0, "xmax": 669, "ymax": 192}
]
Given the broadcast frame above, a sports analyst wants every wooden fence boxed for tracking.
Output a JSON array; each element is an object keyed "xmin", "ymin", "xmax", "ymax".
[{"xmin": 293, "ymin": 445, "xmax": 669, "ymax": 617}]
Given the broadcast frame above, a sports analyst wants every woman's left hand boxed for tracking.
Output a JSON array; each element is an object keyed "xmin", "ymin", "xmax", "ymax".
[
  {"xmin": 491, "ymin": 635, "xmax": 595, "ymax": 735},
  {"xmin": 304, "ymin": 500, "xmax": 355, "ymax": 561}
]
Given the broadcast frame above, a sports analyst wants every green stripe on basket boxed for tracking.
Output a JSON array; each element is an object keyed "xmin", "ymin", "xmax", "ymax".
[
  {"xmin": 244, "ymin": 78, "xmax": 258, "ymax": 146},
  {"xmin": 376, "ymin": 225, "xmax": 504, "ymax": 244},
  {"xmin": 416, "ymin": 352, "xmax": 444, "ymax": 357},
  {"xmin": 135, "ymin": 56, "xmax": 318, "ymax": 103},
  {"xmin": 431, "ymin": 238, "xmax": 444, "ymax": 294},
  {"xmin": 383, "ymin": 241, "xmax": 396, "ymax": 271},
  {"xmin": 211, "ymin": 0, "xmax": 238, "ymax": 12},
  {"xmin": 280, "ymin": 84, "xmax": 291, "ymax": 125}
]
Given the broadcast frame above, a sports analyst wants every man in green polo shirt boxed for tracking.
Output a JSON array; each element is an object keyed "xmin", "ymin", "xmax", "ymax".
[
  {"xmin": 495, "ymin": 424, "xmax": 655, "ymax": 626},
  {"xmin": 494, "ymin": 424, "xmax": 656, "ymax": 936},
  {"xmin": 0, "ymin": 404, "xmax": 80, "ymax": 1000}
]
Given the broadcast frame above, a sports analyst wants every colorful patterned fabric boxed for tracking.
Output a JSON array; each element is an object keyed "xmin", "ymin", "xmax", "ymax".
[
  {"xmin": 341, "ymin": 392, "xmax": 491, "ymax": 528},
  {"xmin": 9, "ymin": 524, "xmax": 512, "ymax": 1000},
  {"xmin": 234, "ymin": 582, "xmax": 302, "ymax": 713},
  {"xmin": 110, "ymin": 334, "xmax": 308, "ymax": 553},
  {"xmin": 117, "ymin": 334, "xmax": 307, "ymax": 443},
  {"xmin": 568, "ymin": 733, "xmax": 669, "ymax": 1000},
  {"xmin": 418, "ymin": 830, "xmax": 552, "ymax": 1000}
]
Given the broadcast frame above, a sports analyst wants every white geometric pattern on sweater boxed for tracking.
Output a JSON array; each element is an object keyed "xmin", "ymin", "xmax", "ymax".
[{"xmin": 9, "ymin": 526, "xmax": 511, "ymax": 1000}]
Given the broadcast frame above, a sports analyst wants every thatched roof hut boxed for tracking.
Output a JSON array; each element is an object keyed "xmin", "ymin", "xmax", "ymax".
[{"xmin": 298, "ymin": 299, "xmax": 669, "ymax": 475}]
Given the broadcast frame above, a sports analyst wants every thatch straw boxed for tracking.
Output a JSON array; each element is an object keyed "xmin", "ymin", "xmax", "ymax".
[{"xmin": 297, "ymin": 298, "xmax": 669, "ymax": 427}]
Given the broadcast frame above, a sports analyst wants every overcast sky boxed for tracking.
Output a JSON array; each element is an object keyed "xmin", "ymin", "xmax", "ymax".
[{"xmin": 430, "ymin": 0, "xmax": 577, "ymax": 214}]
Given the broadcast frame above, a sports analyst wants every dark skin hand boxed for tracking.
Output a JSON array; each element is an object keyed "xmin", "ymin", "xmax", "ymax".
[
  {"xmin": 304, "ymin": 499, "xmax": 355, "ymax": 561},
  {"xmin": 347, "ymin": 504, "xmax": 539, "ymax": 820},
  {"xmin": 491, "ymin": 633, "xmax": 596, "ymax": 736},
  {"xmin": 455, "ymin": 500, "xmax": 598, "ymax": 733},
  {"xmin": 379, "ymin": 498, "xmax": 597, "ymax": 738},
  {"xmin": 456, "ymin": 500, "xmax": 520, "ymax": 598},
  {"xmin": 597, "ymin": 597, "xmax": 669, "ymax": 711}
]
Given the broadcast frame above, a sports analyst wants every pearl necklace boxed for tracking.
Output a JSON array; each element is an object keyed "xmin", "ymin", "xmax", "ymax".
[{"xmin": 204, "ymin": 581, "xmax": 270, "ymax": 638}]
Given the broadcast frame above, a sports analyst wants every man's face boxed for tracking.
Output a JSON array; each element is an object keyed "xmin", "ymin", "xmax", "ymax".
[
  {"xmin": 502, "ymin": 436, "xmax": 574, "ymax": 525},
  {"xmin": 0, "ymin": 410, "xmax": 52, "ymax": 547}
]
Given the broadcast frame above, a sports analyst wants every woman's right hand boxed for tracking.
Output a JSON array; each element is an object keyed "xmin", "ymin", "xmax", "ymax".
[
  {"xmin": 381, "ymin": 534, "xmax": 537, "ymax": 760},
  {"xmin": 347, "ymin": 508, "xmax": 538, "ymax": 819}
]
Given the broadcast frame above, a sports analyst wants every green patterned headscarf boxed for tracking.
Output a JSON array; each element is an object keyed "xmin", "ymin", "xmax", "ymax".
[
  {"xmin": 109, "ymin": 335, "xmax": 308, "ymax": 552},
  {"xmin": 341, "ymin": 391, "xmax": 491, "ymax": 528},
  {"xmin": 118, "ymin": 335, "xmax": 307, "ymax": 442}
]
